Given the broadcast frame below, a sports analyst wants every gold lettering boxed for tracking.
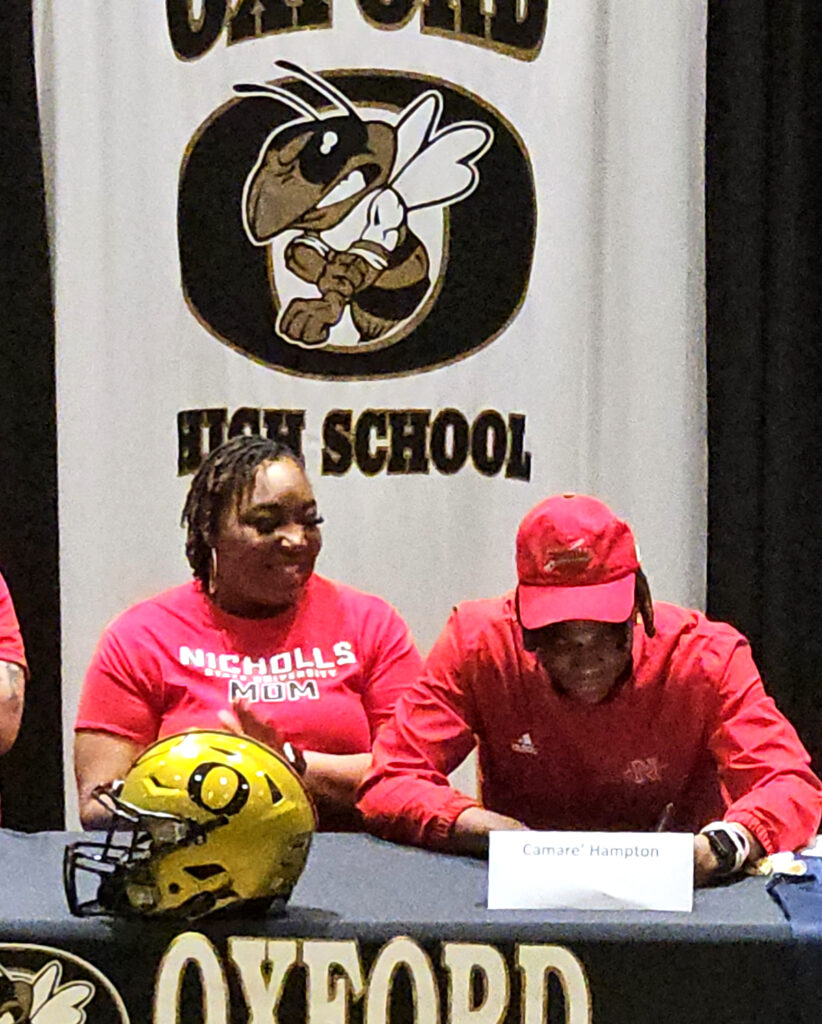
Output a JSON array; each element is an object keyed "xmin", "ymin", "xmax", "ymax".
[
  {"xmin": 365, "ymin": 937, "xmax": 439, "ymax": 1024},
  {"xmin": 153, "ymin": 932, "xmax": 228, "ymax": 1024},
  {"xmin": 228, "ymin": 938, "xmax": 299, "ymax": 1024},
  {"xmin": 517, "ymin": 944, "xmax": 591, "ymax": 1024},
  {"xmin": 442, "ymin": 943, "xmax": 509, "ymax": 1024},
  {"xmin": 303, "ymin": 940, "xmax": 365, "ymax": 1024}
]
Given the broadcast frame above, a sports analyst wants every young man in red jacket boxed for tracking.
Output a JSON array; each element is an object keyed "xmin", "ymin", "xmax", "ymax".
[{"xmin": 358, "ymin": 494, "xmax": 822, "ymax": 885}]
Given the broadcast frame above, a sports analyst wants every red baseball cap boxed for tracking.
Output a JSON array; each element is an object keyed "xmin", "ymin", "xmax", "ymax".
[{"xmin": 516, "ymin": 494, "xmax": 640, "ymax": 629}]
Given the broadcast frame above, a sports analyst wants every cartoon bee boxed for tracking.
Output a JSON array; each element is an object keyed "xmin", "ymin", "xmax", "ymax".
[
  {"xmin": 0, "ymin": 962, "xmax": 93, "ymax": 1024},
  {"xmin": 236, "ymin": 62, "xmax": 494, "ymax": 348}
]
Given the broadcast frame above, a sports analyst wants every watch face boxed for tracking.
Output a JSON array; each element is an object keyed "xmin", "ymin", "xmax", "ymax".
[{"xmin": 706, "ymin": 829, "xmax": 737, "ymax": 874}]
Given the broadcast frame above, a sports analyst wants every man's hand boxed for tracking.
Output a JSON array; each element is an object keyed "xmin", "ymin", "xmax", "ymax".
[
  {"xmin": 693, "ymin": 834, "xmax": 721, "ymax": 886},
  {"xmin": 693, "ymin": 825, "xmax": 765, "ymax": 886},
  {"xmin": 450, "ymin": 806, "xmax": 529, "ymax": 857}
]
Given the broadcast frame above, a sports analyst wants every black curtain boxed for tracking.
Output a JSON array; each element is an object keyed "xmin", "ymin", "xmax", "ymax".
[
  {"xmin": 706, "ymin": 2, "xmax": 822, "ymax": 766},
  {"xmin": 0, "ymin": 0, "xmax": 63, "ymax": 828}
]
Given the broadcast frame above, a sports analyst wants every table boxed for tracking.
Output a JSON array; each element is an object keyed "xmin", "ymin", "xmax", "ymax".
[{"xmin": 0, "ymin": 830, "xmax": 816, "ymax": 1024}]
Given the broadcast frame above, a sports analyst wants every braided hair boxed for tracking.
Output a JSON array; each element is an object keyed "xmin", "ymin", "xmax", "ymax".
[{"xmin": 181, "ymin": 435, "xmax": 303, "ymax": 587}]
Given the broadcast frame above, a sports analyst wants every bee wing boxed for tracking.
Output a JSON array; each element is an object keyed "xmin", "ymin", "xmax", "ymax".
[
  {"xmin": 391, "ymin": 92, "xmax": 443, "ymax": 180},
  {"xmin": 29, "ymin": 962, "xmax": 61, "ymax": 1016},
  {"xmin": 31, "ymin": 982, "xmax": 94, "ymax": 1024},
  {"xmin": 389, "ymin": 122, "xmax": 494, "ymax": 212}
]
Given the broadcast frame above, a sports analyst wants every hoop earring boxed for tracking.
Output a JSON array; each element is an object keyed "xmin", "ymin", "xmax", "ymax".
[{"xmin": 208, "ymin": 547, "xmax": 218, "ymax": 597}]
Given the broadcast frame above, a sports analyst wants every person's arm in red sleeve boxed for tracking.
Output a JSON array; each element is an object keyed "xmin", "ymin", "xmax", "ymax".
[
  {"xmin": 0, "ymin": 573, "xmax": 27, "ymax": 757},
  {"xmin": 358, "ymin": 608, "xmax": 527, "ymax": 851},
  {"xmin": 302, "ymin": 597, "xmax": 422, "ymax": 812},
  {"xmin": 706, "ymin": 636, "xmax": 822, "ymax": 858},
  {"xmin": 299, "ymin": 599, "xmax": 423, "ymax": 813},
  {"xmin": 74, "ymin": 623, "xmax": 163, "ymax": 829}
]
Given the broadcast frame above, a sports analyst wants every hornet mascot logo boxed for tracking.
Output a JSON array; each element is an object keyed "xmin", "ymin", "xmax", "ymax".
[{"xmin": 236, "ymin": 61, "xmax": 494, "ymax": 349}]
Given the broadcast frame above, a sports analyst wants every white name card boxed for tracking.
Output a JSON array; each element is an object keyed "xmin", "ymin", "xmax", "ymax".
[{"xmin": 488, "ymin": 831, "xmax": 693, "ymax": 912}]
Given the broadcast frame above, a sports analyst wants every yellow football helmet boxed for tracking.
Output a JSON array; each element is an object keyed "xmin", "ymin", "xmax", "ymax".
[{"xmin": 65, "ymin": 730, "xmax": 316, "ymax": 920}]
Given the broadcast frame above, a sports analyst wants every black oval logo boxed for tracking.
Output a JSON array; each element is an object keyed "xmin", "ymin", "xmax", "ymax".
[
  {"xmin": 187, "ymin": 762, "xmax": 250, "ymax": 816},
  {"xmin": 179, "ymin": 66, "xmax": 535, "ymax": 378}
]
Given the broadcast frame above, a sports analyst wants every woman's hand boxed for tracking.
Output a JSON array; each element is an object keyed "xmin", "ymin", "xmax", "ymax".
[
  {"xmin": 217, "ymin": 700, "xmax": 307, "ymax": 772},
  {"xmin": 74, "ymin": 731, "xmax": 144, "ymax": 830},
  {"xmin": 217, "ymin": 700, "xmax": 369, "ymax": 812},
  {"xmin": 217, "ymin": 699, "xmax": 286, "ymax": 751}
]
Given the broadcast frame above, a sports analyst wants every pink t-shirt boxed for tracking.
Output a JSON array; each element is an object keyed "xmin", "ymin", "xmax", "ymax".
[{"xmin": 77, "ymin": 575, "xmax": 421, "ymax": 758}]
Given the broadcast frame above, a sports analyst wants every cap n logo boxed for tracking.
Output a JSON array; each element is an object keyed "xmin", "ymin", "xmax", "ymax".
[{"xmin": 543, "ymin": 545, "xmax": 592, "ymax": 574}]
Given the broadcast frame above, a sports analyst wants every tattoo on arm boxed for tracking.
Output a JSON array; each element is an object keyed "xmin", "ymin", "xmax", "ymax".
[{"xmin": 0, "ymin": 661, "xmax": 24, "ymax": 713}]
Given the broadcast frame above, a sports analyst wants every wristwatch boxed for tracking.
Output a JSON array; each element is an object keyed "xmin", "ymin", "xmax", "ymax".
[
  {"xmin": 700, "ymin": 822, "xmax": 750, "ymax": 876},
  {"xmin": 282, "ymin": 741, "xmax": 307, "ymax": 777},
  {"xmin": 703, "ymin": 827, "xmax": 739, "ymax": 875}
]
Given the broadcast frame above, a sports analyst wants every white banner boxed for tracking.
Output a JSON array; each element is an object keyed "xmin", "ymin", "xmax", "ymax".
[{"xmin": 35, "ymin": 0, "xmax": 706, "ymax": 823}]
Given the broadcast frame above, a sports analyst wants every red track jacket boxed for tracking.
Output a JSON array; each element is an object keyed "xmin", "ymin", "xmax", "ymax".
[{"xmin": 358, "ymin": 595, "xmax": 822, "ymax": 853}]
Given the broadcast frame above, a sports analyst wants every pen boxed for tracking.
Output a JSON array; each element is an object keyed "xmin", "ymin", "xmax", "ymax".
[{"xmin": 654, "ymin": 802, "xmax": 674, "ymax": 832}]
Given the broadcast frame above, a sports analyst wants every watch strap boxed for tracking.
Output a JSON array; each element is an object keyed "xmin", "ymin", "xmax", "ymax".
[
  {"xmin": 282, "ymin": 741, "xmax": 307, "ymax": 777},
  {"xmin": 700, "ymin": 821, "xmax": 751, "ymax": 875}
]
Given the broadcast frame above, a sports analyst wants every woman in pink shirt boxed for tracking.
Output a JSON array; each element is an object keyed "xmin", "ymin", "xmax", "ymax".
[{"xmin": 75, "ymin": 435, "xmax": 422, "ymax": 830}]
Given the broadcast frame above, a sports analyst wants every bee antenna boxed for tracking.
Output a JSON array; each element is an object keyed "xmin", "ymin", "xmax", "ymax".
[
  {"xmin": 233, "ymin": 82, "xmax": 319, "ymax": 121},
  {"xmin": 274, "ymin": 60, "xmax": 359, "ymax": 119}
]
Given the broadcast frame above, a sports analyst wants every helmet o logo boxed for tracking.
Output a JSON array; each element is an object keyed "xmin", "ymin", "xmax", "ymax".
[{"xmin": 187, "ymin": 763, "xmax": 250, "ymax": 817}]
